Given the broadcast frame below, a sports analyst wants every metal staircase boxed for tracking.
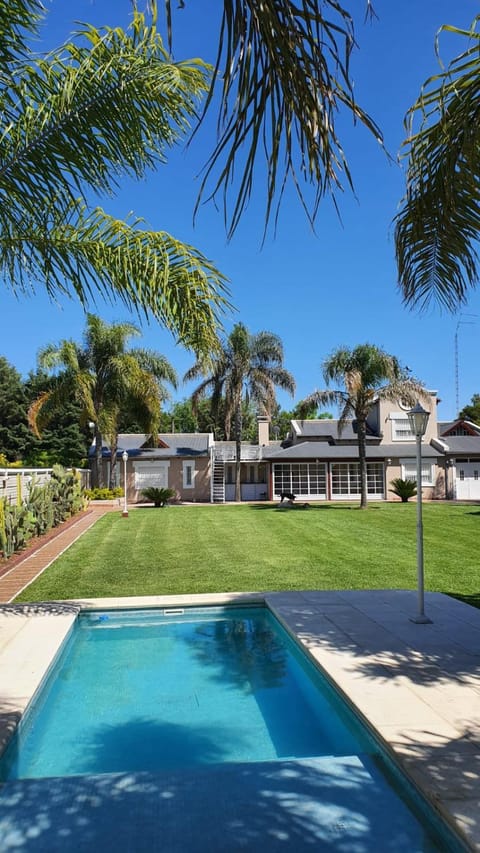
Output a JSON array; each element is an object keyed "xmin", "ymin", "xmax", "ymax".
[{"xmin": 212, "ymin": 459, "xmax": 225, "ymax": 503}]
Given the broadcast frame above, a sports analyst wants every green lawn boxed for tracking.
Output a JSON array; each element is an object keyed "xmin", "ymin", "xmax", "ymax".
[{"xmin": 15, "ymin": 502, "xmax": 480, "ymax": 607}]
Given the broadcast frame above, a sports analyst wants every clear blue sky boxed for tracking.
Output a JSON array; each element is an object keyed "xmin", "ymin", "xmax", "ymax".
[{"xmin": 2, "ymin": 0, "xmax": 480, "ymax": 420}]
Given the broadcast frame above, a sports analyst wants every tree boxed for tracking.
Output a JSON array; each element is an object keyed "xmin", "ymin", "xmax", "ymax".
[
  {"xmin": 1, "ymin": 0, "xmax": 228, "ymax": 353},
  {"xmin": 28, "ymin": 314, "xmax": 177, "ymax": 489},
  {"xmin": 459, "ymin": 394, "xmax": 480, "ymax": 425},
  {"xmin": 164, "ymin": 0, "xmax": 383, "ymax": 237},
  {"xmin": 185, "ymin": 323, "xmax": 295, "ymax": 501},
  {"xmin": 301, "ymin": 344, "xmax": 426, "ymax": 509},
  {"xmin": 0, "ymin": 357, "xmax": 30, "ymax": 463},
  {"xmin": 23, "ymin": 369, "xmax": 90, "ymax": 468},
  {"xmin": 395, "ymin": 18, "xmax": 480, "ymax": 311}
]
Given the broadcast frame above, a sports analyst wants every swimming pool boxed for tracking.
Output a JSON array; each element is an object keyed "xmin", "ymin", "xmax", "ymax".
[{"xmin": 0, "ymin": 605, "xmax": 468, "ymax": 851}]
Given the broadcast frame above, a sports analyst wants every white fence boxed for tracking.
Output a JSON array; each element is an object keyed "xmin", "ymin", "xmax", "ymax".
[{"xmin": 0, "ymin": 468, "xmax": 90, "ymax": 504}]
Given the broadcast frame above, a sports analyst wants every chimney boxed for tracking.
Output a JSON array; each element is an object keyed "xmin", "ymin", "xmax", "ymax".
[{"xmin": 257, "ymin": 415, "xmax": 270, "ymax": 446}]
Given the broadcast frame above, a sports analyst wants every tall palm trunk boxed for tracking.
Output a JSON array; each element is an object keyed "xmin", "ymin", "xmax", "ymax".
[
  {"xmin": 108, "ymin": 433, "xmax": 118, "ymax": 491},
  {"xmin": 234, "ymin": 405, "xmax": 242, "ymax": 502},
  {"xmin": 357, "ymin": 418, "xmax": 368, "ymax": 509},
  {"xmin": 93, "ymin": 425, "xmax": 103, "ymax": 489}
]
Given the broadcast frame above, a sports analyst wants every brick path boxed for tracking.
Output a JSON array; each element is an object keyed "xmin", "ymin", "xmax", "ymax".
[{"xmin": 0, "ymin": 507, "xmax": 114, "ymax": 603}]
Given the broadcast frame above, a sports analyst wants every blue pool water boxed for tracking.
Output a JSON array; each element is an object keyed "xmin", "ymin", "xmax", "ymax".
[
  {"xmin": 1, "ymin": 607, "xmax": 373, "ymax": 778},
  {"xmin": 0, "ymin": 606, "xmax": 467, "ymax": 851}
]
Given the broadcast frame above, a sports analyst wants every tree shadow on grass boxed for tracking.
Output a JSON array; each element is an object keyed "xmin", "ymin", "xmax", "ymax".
[
  {"xmin": 448, "ymin": 591, "xmax": 480, "ymax": 610},
  {"xmin": 249, "ymin": 504, "xmax": 358, "ymax": 512}
]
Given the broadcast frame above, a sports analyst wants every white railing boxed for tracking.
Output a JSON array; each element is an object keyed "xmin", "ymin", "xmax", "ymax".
[
  {"xmin": 0, "ymin": 468, "xmax": 90, "ymax": 503},
  {"xmin": 213, "ymin": 446, "xmax": 263, "ymax": 462}
]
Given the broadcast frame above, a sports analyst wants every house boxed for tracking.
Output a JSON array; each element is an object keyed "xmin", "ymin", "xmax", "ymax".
[
  {"xmin": 434, "ymin": 419, "xmax": 480, "ymax": 500},
  {"xmin": 93, "ymin": 395, "xmax": 480, "ymax": 503},
  {"xmin": 96, "ymin": 433, "xmax": 214, "ymax": 503},
  {"xmin": 264, "ymin": 391, "xmax": 445, "ymax": 502}
]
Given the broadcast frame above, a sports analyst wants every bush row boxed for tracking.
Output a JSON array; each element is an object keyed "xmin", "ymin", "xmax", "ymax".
[
  {"xmin": 84, "ymin": 487, "xmax": 123, "ymax": 500},
  {"xmin": 0, "ymin": 466, "xmax": 85, "ymax": 559}
]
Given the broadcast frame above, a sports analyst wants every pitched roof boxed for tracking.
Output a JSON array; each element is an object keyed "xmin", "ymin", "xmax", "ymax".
[
  {"xmin": 439, "ymin": 419, "xmax": 480, "ymax": 437},
  {"xmin": 439, "ymin": 436, "xmax": 480, "ymax": 455},
  {"xmin": 264, "ymin": 441, "xmax": 440, "ymax": 460},
  {"xmin": 90, "ymin": 433, "xmax": 212, "ymax": 458},
  {"xmin": 289, "ymin": 419, "xmax": 379, "ymax": 442}
]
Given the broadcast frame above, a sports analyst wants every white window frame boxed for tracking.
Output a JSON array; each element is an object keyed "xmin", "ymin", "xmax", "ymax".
[
  {"xmin": 331, "ymin": 462, "xmax": 384, "ymax": 498},
  {"xmin": 182, "ymin": 460, "xmax": 196, "ymax": 489},
  {"xmin": 400, "ymin": 458, "xmax": 434, "ymax": 487},
  {"xmin": 391, "ymin": 413, "xmax": 415, "ymax": 442},
  {"xmin": 272, "ymin": 462, "xmax": 326, "ymax": 499}
]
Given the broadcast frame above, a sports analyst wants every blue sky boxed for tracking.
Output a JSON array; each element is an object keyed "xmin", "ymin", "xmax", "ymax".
[{"xmin": 2, "ymin": 0, "xmax": 480, "ymax": 420}]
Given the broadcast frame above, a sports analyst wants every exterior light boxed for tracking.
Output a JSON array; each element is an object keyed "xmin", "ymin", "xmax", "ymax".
[
  {"xmin": 407, "ymin": 402, "xmax": 431, "ymax": 624},
  {"xmin": 407, "ymin": 402, "xmax": 430, "ymax": 438},
  {"xmin": 122, "ymin": 451, "xmax": 129, "ymax": 518}
]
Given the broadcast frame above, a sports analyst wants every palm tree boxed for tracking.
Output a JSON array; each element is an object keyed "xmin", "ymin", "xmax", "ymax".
[
  {"xmin": 301, "ymin": 344, "xmax": 427, "ymax": 509},
  {"xmin": 164, "ymin": 0, "xmax": 383, "ymax": 237},
  {"xmin": 395, "ymin": 18, "xmax": 480, "ymax": 312},
  {"xmin": 28, "ymin": 314, "xmax": 177, "ymax": 489},
  {"xmin": 185, "ymin": 323, "xmax": 295, "ymax": 501},
  {"xmin": 1, "ymin": 0, "xmax": 228, "ymax": 354}
]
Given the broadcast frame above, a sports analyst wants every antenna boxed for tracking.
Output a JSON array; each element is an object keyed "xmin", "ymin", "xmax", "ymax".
[{"xmin": 455, "ymin": 314, "xmax": 478, "ymax": 414}]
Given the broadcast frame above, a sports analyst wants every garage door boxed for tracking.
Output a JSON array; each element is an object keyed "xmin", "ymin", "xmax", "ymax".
[
  {"xmin": 134, "ymin": 461, "xmax": 169, "ymax": 490},
  {"xmin": 456, "ymin": 461, "xmax": 480, "ymax": 500}
]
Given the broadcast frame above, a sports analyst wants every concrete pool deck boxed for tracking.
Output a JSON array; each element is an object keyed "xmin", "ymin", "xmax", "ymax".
[{"xmin": 0, "ymin": 590, "xmax": 478, "ymax": 850}]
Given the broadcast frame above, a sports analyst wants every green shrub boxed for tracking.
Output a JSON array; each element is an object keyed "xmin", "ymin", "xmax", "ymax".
[
  {"xmin": 141, "ymin": 487, "xmax": 176, "ymax": 507},
  {"xmin": 0, "ymin": 456, "xmax": 23, "ymax": 468},
  {"xmin": 85, "ymin": 487, "xmax": 123, "ymax": 500},
  {"xmin": 389, "ymin": 478, "xmax": 417, "ymax": 502}
]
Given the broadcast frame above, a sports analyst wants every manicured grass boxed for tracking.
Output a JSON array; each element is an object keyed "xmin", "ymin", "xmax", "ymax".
[{"xmin": 15, "ymin": 502, "xmax": 480, "ymax": 607}]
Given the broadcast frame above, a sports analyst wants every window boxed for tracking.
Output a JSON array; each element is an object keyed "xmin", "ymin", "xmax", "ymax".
[
  {"xmin": 331, "ymin": 463, "xmax": 384, "ymax": 497},
  {"xmin": 401, "ymin": 459, "xmax": 434, "ymax": 486},
  {"xmin": 391, "ymin": 414, "xmax": 415, "ymax": 441},
  {"xmin": 273, "ymin": 463, "xmax": 326, "ymax": 497},
  {"xmin": 182, "ymin": 461, "xmax": 195, "ymax": 489}
]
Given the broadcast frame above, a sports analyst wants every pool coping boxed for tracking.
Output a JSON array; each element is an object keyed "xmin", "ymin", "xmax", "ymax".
[{"xmin": 0, "ymin": 589, "xmax": 479, "ymax": 850}]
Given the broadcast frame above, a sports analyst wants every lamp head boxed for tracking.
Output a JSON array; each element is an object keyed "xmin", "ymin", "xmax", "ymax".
[
  {"xmin": 122, "ymin": 451, "xmax": 128, "ymax": 462},
  {"xmin": 407, "ymin": 402, "xmax": 430, "ymax": 437}
]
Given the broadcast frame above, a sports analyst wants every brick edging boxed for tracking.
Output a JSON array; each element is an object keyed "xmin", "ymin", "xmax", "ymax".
[{"xmin": 0, "ymin": 509, "xmax": 95, "ymax": 579}]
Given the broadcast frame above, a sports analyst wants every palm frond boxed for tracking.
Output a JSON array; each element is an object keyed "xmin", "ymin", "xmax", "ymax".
[
  {"xmin": 165, "ymin": 0, "xmax": 383, "ymax": 238},
  {"xmin": 395, "ymin": 17, "xmax": 480, "ymax": 311},
  {"xmin": 0, "ymin": 204, "xmax": 230, "ymax": 354},
  {"xmin": 297, "ymin": 388, "xmax": 346, "ymax": 418},
  {"xmin": 0, "ymin": 0, "xmax": 43, "ymax": 68},
  {"xmin": 0, "ymin": 10, "xmax": 210, "ymax": 219},
  {"xmin": 130, "ymin": 348, "xmax": 178, "ymax": 388}
]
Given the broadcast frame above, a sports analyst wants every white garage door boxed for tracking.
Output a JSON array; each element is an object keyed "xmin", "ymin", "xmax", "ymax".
[
  {"xmin": 134, "ymin": 462, "xmax": 169, "ymax": 490},
  {"xmin": 456, "ymin": 461, "xmax": 480, "ymax": 500}
]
